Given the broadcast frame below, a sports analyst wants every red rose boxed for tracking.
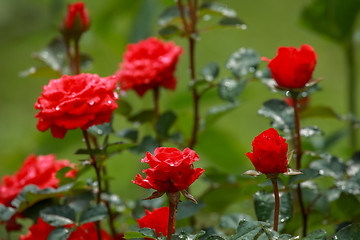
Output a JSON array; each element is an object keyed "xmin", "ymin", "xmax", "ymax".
[
  {"xmin": 0, "ymin": 154, "xmax": 76, "ymax": 207},
  {"xmin": 246, "ymin": 128, "xmax": 288, "ymax": 174},
  {"xmin": 20, "ymin": 217, "xmax": 112, "ymax": 240},
  {"xmin": 116, "ymin": 37, "xmax": 183, "ymax": 97},
  {"xmin": 137, "ymin": 207, "xmax": 173, "ymax": 237},
  {"xmin": 132, "ymin": 147, "xmax": 204, "ymax": 192},
  {"xmin": 35, "ymin": 73, "xmax": 118, "ymax": 139},
  {"xmin": 64, "ymin": 2, "xmax": 90, "ymax": 34},
  {"xmin": 262, "ymin": 44, "xmax": 317, "ymax": 88}
]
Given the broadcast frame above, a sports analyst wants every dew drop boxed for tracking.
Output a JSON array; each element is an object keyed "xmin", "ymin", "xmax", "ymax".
[
  {"xmin": 97, "ymin": 129, "xmax": 103, "ymax": 135},
  {"xmin": 108, "ymin": 100, "xmax": 112, "ymax": 104},
  {"xmin": 89, "ymin": 101, "xmax": 95, "ymax": 106},
  {"xmin": 240, "ymin": 24, "xmax": 247, "ymax": 30},
  {"xmin": 55, "ymin": 106, "xmax": 60, "ymax": 111}
]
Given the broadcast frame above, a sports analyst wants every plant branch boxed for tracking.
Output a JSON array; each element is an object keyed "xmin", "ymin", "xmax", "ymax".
[
  {"xmin": 270, "ymin": 178, "xmax": 280, "ymax": 232},
  {"xmin": 166, "ymin": 192, "xmax": 180, "ymax": 240}
]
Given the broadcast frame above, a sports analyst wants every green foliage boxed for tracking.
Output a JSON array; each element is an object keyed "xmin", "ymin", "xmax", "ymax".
[
  {"xmin": 258, "ymin": 99, "xmax": 294, "ymax": 132},
  {"xmin": 226, "ymin": 48, "xmax": 260, "ymax": 78},
  {"xmin": 40, "ymin": 205, "xmax": 76, "ymax": 227}
]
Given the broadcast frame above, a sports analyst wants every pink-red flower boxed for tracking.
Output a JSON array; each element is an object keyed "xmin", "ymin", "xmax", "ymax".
[
  {"xmin": 132, "ymin": 147, "xmax": 204, "ymax": 192},
  {"xmin": 246, "ymin": 128, "xmax": 288, "ymax": 174},
  {"xmin": 35, "ymin": 73, "xmax": 118, "ymax": 139},
  {"xmin": 262, "ymin": 44, "xmax": 317, "ymax": 89},
  {"xmin": 116, "ymin": 37, "xmax": 183, "ymax": 97},
  {"xmin": 0, "ymin": 154, "xmax": 76, "ymax": 207},
  {"xmin": 137, "ymin": 207, "xmax": 173, "ymax": 237},
  {"xmin": 20, "ymin": 217, "xmax": 111, "ymax": 240},
  {"xmin": 64, "ymin": 2, "xmax": 90, "ymax": 34}
]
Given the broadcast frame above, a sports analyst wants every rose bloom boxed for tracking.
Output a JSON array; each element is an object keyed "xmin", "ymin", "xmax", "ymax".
[
  {"xmin": 137, "ymin": 207, "xmax": 173, "ymax": 237},
  {"xmin": 64, "ymin": 2, "xmax": 90, "ymax": 33},
  {"xmin": 133, "ymin": 147, "xmax": 204, "ymax": 192},
  {"xmin": 20, "ymin": 217, "xmax": 111, "ymax": 240},
  {"xmin": 0, "ymin": 154, "xmax": 76, "ymax": 207},
  {"xmin": 35, "ymin": 73, "xmax": 118, "ymax": 139},
  {"xmin": 116, "ymin": 37, "xmax": 183, "ymax": 97},
  {"xmin": 262, "ymin": 44, "xmax": 317, "ymax": 89},
  {"xmin": 246, "ymin": 128, "xmax": 288, "ymax": 174}
]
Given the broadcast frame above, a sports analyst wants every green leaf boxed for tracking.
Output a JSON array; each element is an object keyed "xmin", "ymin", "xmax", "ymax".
[
  {"xmin": 56, "ymin": 167, "xmax": 76, "ymax": 186},
  {"xmin": 75, "ymin": 148, "xmax": 103, "ymax": 156},
  {"xmin": 125, "ymin": 228, "xmax": 157, "ymax": 239},
  {"xmin": 301, "ymin": 0, "xmax": 360, "ymax": 42},
  {"xmin": 218, "ymin": 17, "xmax": 246, "ymax": 29},
  {"xmin": 301, "ymin": 126, "xmax": 323, "ymax": 138},
  {"xmin": 106, "ymin": 142, "xmax": 137, "ymax": 155},
  {"xmin": 199, "ymin": 2, "xmax": 237, "ymax": 17},
  {"xmin": 79, "ymin": 204, "xmax": 108, "ymax": 225},
  {"xmin": 289, "ymin": 168, "xmax": 321, "ymax": 185},
  {"xmin": 228, "ymin": 219, "xmax": 271, "ymax": 240},
  {"xmin": 176, "ymin": 201, "xmax": 205, "ymax": 220},
  {"xmin": 310, "ymin": 155, "xmax": 346, "ymax": 180},
  {"xmin": 205, "ymin": 236, "xmax": 226, "ymax": 240},
  {"xmin": 226, "ymin": 48, "xmax": 260, "ymax": 78},
  {"xmin": 336, "ymin": 175, "xmax": 360, "ymax": 196},
  {"xmin": 332, "ymin": 223, "xmax": 360, "ymax": 240},
  {"xmin": 220, "ymin": 213, "xmax": 253, "ymax": 230},
  {"xmin": 158, "ymin": 5, "xmax": 186, "ymax": 27},
  {"xmin": 159, "ymin": 25, "xmax": 183, "ymax": 39},
  {"xmin": 301, "ymin": 106, "xmax": 340, "ymax": 119},
  {"xmin": 117, "ymin": 128, "xmax": 138, "ymax": 142},
  {"xmin": 258, "ymin": 99, "xmax": 294, "ymax": 132},
  {"xmin": 80, "ymin": 53, "xmax": 93, "ymax": 70},
  {"xmin": 19, "ymin": 66, "xmax": 61, "ymax": 78},
  {"xmin": 303, "ymin": 229, "xmax": 326, "ymax": 240},
  {"xmin": 254, "ymin": 191, "xmax": 292, "ymax": 224},
  {"xmin": 346, "ymin": 151, "xmax": 360, "ymax": 176},
  {"xmin": 129, "ymin": 135, "xmax": 159, "ymax": 155},
  {"xmin": 48, "ymin": 227, "xmax": 73, "ymax": 240},
  {"xmin": 155, "ymin": 110, "xmax": 177, "ymax": 138},
  {"xmin": 0, "ymin": 204, "xmax": 16, "ymax": 221},
  {"xmin": 40, "ymin": 206, "xmax": 76, "ymax": 227},
  {"xmin": 218, "ymin": 78, "xmax": 247, "ymax": 102},
  {"xmin": 87, "ymin": 121, "xmax": 113, "ymax": 136},
  {"xmin": 201, "ymin": 62, "xmax": 220, "ymax": 82},
  {"xmin": 128, "ymin": 110, "xmax": 155, "ymax": 124},
  {"xmin": 205, "ymin": 102, "xmax": 239, "ymax": 127},
  {"xmin": 115, "ymin": 99, "xmax": 132, "ymax": 117},
  {"xmin": 301, "ymin": 181, "xmax": 329, "ymax": 214},
  {"xmin": 173, "ymin": 231, "xmax": 205, "ymax": 240}
]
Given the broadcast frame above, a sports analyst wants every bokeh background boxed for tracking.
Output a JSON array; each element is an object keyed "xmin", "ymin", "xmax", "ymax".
[{"xmin": 0, "ymin": 0, "xmax": 359, "ymax": 229}]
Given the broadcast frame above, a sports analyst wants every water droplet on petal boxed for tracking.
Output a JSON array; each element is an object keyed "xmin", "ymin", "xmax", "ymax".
[
  {"xmin": 55, "ymin": 106, "xmax": 60, "ymax": 111},
  {"xmin": 97, "ymin": 129, "xmax": 103, "ymax": 135},
  {"xmin": 108, "ymin": 100, "xmax": 112, "ymax": 104},
  {"xmin": 89, "ymin": 101, "xmax": 95, "ymax": 106}
]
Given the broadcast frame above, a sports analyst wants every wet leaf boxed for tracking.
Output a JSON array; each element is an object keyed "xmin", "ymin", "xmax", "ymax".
[
  {"xmin": 48, "ymin": 227, "xmax": 73, "ymax": 240},
  {"xmin": 228, "ymin": 219, "xmax": 271, "ymax": 240},
  {"xmin": 336, "ymin": 175, "xmax": 360, "ymax": 196},
  {"xmin": 301, "ymin": 126, "xmax": 323, "ymax": 138},
  {"xmin": 332, "ymin": 223, "xmax": 360, "ymax": 240},
  {"xmin": 199, "ymin": 2, "xmax": 237, "ymax": 18},
  {"xmin": 258, "ymin": 99, "xmax": 294, "ymax": 132},
  {"xmin": 346, "ymin": 151, "xmax": 360, "ymax": 176},
  {"xmin": 218, "ymin": 78, "xmax": 247, "ymax": 102},
  {"xmin": 201, "ymin": 62, "xmax": 220, "ymax": 82},
  {"xmin": 79, "ymin": 204, "xmax": 108, "ymax": 225},
  {"xmin": 218, "ymin": 17, "xmax": 246, "ymax": 29},
  {"xmin": 175, "ymin": 201, "xmax": 205, "ymax": 220},
  {"xmin": 310, "ymin": 155, "xmax": 346, "ymax": 180},
  {"xmin": 117, "ymin": 128, "xmax": 138, "ymax": 142},
  {"xmin": 130, "ymin": 135, "xmax": 159, "ymax": 155},
  {"xmin": 289, "ymin": 168, "xmax": 321, "ymax": 185},
  {"xmin": 226, "ymin": 48, "xmax": 260, "ymax": 78},
  {"xmin": 173, "ymin": 231, "xmax": 205, "ymax": 240},
  {"xmin": 155, "ymin": 110, "xmax": 177, "ymax": 138},
  {"xmin": 128, "ymin": 110, "xmax": 155, "ymax": 124},
  {"xmin": 158, "ymin": 5, "xmax": 186, "ymax": 27},
  {"xmin": 40, "ymin": 205, "xmax": 76, "ymax": 227},
  {"xmin": 303, "ymin": 229, "xmax": 326, "ymax": 240},
  {"xmin": 115, "ymin": 99, "xmax": 132, "ymax": 117},
  {"xmin": 87, "ymin": 121, "xmax": 113, "ymax": 136},
  {"xmin": 159, "ymin": 25, "xmax": 183, "ymax": 39},
  {"xmin": 0, "ymin": 204, "xmax": 16, "ymax": 221},
  {"xmin": 220, "ymin": 213, "xmax": 253, "ymax": 230},
  {"xmin": 125, "ymin": 228, "xmax": 157, "ymax": 239}
]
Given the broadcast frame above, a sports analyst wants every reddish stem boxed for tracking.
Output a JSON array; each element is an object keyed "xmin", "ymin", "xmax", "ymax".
[
  {"xmin": 166, "ymin": 192, "xmax": 179, "ymax": 240},
  {"xmin": 270, "ymin": 178, "xmax": 280, "ymax": 232}
]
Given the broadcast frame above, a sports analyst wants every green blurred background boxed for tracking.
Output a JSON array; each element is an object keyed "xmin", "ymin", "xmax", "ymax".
[{"xmin": 0, "ymin": 0, "xmax": 359, "ymax": 219}]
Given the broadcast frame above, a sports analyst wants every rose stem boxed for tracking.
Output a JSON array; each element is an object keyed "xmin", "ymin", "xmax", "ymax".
[
  {"xmin": 291, "ymin": 91, "xmax": 307, "ymax": 237},
  {"xmin": 270, "ymin": 178, "xmax": 280, "ymax": 232},
  {"xmin": 91, "ymin": 135, "xmax": 117, "ymax": 238},
  {"xmin": 177, "ymin": 0, "xmax": 200, "ymax": 149},
  {"xmin": 167, "ymin": 192, "xmax": 179, "ymax": 240},
  {"xmin": 345, "ymin": 36, "xmax": 357, "ymax": 149},
  {"xmin": 74, "ymin": 38, "xmax": 81, "ymax": 75},
  {"xmin": 65, "ymin": 40, "xmax": 75, "ymax": 75},
  {"xmin": 153, "ymin": 86, "xmax": 160, "ymax": 119},
  {"xmin": 82, "ymin": 130, "xmax": 103, "ymax": 240}
]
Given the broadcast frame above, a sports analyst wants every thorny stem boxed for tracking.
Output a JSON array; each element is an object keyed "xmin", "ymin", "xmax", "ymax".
[
  {"xmin": 270, "ymin": 178, "xmax": 280, "ymax": 232},
  {"xmin": 82, "ymin": 130, "xmax": 103, "ymax": 240},
  {"xmin": 167, "ymin": 192, "xmax": 180, "ymax": 240},
  {"xmin": 290, "ymin": 92, "xmax": 307, "ymax": 237}
]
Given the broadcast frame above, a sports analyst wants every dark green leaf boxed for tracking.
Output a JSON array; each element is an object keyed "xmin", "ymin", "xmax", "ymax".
[
  {"xmin": 173, "ymin": 231, "xmax": 206, "ymax": 240},
  {"xmin": 124, "ymin": 228, "xmax": 157, "ymax": 239},
  {"xmin": 301, "ymin": 126, "xmax": 323, "ymax": 138},
  {"xmin": 347, "ymin": 151, "xmax": 360, "ymax": 176},
  {"xmin": 289, "ymin": 168, "xmax": 321, "ymax": 185},
  {"xmin": 80, "ymin": 53, "xmax": 93, "ymax": 70},
  {"xmin": 303, "ymin": 229, "xmax": 326, "ymax": 240},
  {"xmin": 64, "ymin": 191, "xmax": 94, "ymax": 212},
  {"xmin": 336, "ymin": 175, "xmax": 360, "ymax": 196},
  {"xmin": 0, "ymin": 204, "xmax": 16, "ymax": 221},
  {"xmin": 79, "ymin": 204, "xmax": 108, "ymax": 225},
  {"xmin": 332, "ymin": 223, "xmax": 360, "ymax": 240},
  {"xmin": 218, "ymin": 78, "xmax": 246, "ymax": 102},
  {"xmin": 301, "ymin": 181, "xmax": 329, "ymax": 214},
  {"xmin": 226, "ymin": 48, "xmax": 260, "ymax": 78},
  {"xmin": 200, "ymin": 2, "xmax": 237, "ymax": 17},
  {"xmin": 205, "ymin": 102, "xmax": 239, "ymax": 127},
  {"xmin": 159, "ymin": 25, "xmax": 183, "ymax": 39},
  {"xmin": 106, "ymin": 142, "xmax": 137, "ymax": 155},
  {"xmin": 301, "ymin": 0, "xmax": 360, "ymax": 42},
  {"xmin": 254, "ymin": 191, "xmax": 292, "ymax": 224},
  {"xmin": 117, "ymin": 128, "xmax": 138, "ymax": 142},
  {"xmin": 205, "ymin": 236, "xmax": 226, "ymax": 240},
  {"xmin": 176, "ymin": 201, "xmax": 205, "ymax": 220},
  {"xmin": 158, "ymin": 5, "xmax": 186, "ymax": 27},
  {"xmin": 258, "ymin": 99, "xmax": 294, "ymax": 132},
  {"xmin": 218, "ymin": 17, "xmax": 246, "ymax": 29},
  {"xmin": 220, "ymin": 213, "xmax": 253, "ymax": 230},
  {"xmin": 87, "ymin": 121, "xmax": 113, "ymax": 136},
  {"xmin": 48, "ymin": 227, "xmax": 73, "ymax": 240},
  {"xmin": 129, "ymin": 135, "xmax": 159, "ymax": 156},
  {"xmin": 330, "ymin": 193, "xmax": 360, "ymax": 220},
  {"xmin": 116, "ymin": 99, "xmax": 132, "ymax": 117},
  {"xmin": 40, "ymin": 206, "xmax": 76, "ymax": 227},
  {"xmin": 301, "ymin": 106, "xmax": 340, "ymax": 119},
  {"xmin": 155, "ymin": 110, "xmax": 177, "ymax": 138},
  {"xmin": 201, "ymin": 62, "xmax": 220, "ymax": 82},
  {"xmin": 128, "ymin": 110, "xmax": 155, "ymax": 124},
  {"xmin": 229, "ymin": 219, "xmax": 271, "ymax": 240},
  {"xmin": 310, "ymin": 155, "xmax": 346, "ymax": 180}
]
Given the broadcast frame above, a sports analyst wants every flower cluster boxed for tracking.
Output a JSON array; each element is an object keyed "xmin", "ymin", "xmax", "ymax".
[
  {"xmin": 116, "ymin": 37, "xmax": 183, "ymax": 97},
  {"xmin": 35, "ymin": 73, "xmax": 118, "ymax": 139}
]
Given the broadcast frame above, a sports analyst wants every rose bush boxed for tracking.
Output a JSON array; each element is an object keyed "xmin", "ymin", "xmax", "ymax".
[
  {"xmin": 0, "ymin": 154, "xmax": 76, "ymax": 207},
  {"xmin": 137, "ymin": 207, "xmax": 172, "ymax": 237},
  {"xmin": 20, "ymin": 217, "xmax": 112, "ymax": 240},
  {"xmin": 262, "ymin": 44, "xmax": 317, "ymax": 88},
  {"xmin": 116, "ymin": 37, "xmax": 183, "ymax": 97},
  {"xmin": 35, "ymin": 73, "xmax": 118, "ymax": 139},
  {"xmin": 246, "ymin": 128, "xmax": 288, "ymax": 174},
  {"xmin": 132, "ymin": 147, "xmax": 204, "ymax": 192}
]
